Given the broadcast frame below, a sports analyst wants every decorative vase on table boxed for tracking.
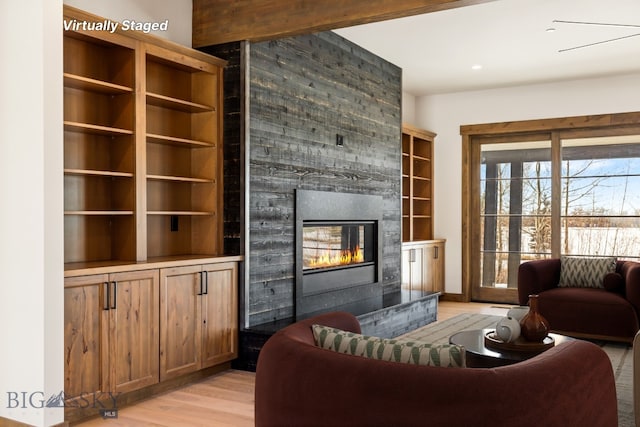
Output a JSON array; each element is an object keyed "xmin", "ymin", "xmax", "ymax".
[{"xmin": 520, "ymin": 294, "xmax": 550, "ymax": 342}]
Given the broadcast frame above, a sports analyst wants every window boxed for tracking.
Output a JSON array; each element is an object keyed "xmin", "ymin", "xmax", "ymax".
[
  {"xmin": 561, "ymin": 136, "xmax": 640, "ymax": 258},
  {"xmin": 462, "ymin": 113, "xmax": 640, "ymax": 303},
  {"xmin": 479, "ymin": 140, "xmax": 552, "ymax": 290}
]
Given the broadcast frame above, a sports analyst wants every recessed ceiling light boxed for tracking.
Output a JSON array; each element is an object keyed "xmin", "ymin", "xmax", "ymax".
[
  {"xmin": 546, "ymin": 27, "xmax": 556, "ymax": 32},
  {"xmin": 471, "ymin": 64, "xmax": 483, "ymax": 70}
]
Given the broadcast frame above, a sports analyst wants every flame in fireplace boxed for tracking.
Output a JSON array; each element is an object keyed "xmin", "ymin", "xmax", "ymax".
[{"xmin": 308, "ymin": 246, "xmax": 364, "ymax": 269}]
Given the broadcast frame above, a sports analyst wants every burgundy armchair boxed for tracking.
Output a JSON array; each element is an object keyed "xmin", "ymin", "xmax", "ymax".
[{"xmin": 518, "ymin": 258, "xmax": 640, "ymax": 342}]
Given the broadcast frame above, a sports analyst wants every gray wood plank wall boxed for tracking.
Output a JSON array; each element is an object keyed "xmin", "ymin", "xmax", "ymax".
[
  {"xmin": 247, "ymin": 32, "xmax": 402, "ymax": 325},
  {"xmin": 202, "ymin": 32, "xmax": 402, "ymax": 326}
]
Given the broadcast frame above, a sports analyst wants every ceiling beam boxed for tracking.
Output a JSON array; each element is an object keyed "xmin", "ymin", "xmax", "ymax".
[{"xmin": 192, "ymin": 0, "xmax": 495, "ymax": 47}]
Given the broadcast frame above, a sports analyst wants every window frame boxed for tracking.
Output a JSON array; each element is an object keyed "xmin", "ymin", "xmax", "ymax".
[{"xmin": 461, "ymin": 112, "xmax": 640, "ymax": 303}]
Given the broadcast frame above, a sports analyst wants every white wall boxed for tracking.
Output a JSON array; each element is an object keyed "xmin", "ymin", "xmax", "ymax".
[
  {"xmin": 415, "ymin": 72, "xmax": 640, "ymax": 294},
  {"xmin": 0, "ymin": 0, "xmax": 63, "ymax": 425},
  {"xmin": 64, "ymin": 0, "xmax": 193, "ymax": 46},
  {"xmin": 0, "ymin": 1, "xmax": 193, "ymax": 425},
  {"xmin": 402, "ymin": 91, "xmax": 416, "ymax": 125}
]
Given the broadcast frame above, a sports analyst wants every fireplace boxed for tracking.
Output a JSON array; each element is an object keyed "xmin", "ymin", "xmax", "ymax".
[
  {"xmin": 295, "ymin": 190, "xmax": 383, "ymax": 320},
  {"xmin": 302, "ymin": 221, "xmax": 376, "ymax": 293}
]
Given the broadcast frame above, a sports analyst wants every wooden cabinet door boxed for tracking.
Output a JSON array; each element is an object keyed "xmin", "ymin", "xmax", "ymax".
[
  {"xmin": 401, "ymin": 246, "xmax": 413, "ymax": 291},
  {"xmin": 201, "ymin": 262, "xmax": 238, "ymax": 368},
  {"xmin": 109, "ymin": 269, "xmax": 160, "ymax": 393},
  {"xmin": 402, "ymin": 243, "xmax": 427, "ymax": 293},
  {"xmin": 64, "ymin": 274, "xmax": 110, "ymax": 405},
  {"xmin": 402, "ymin": 241, "xmax": 445, "ymax": 294},
  {"xmin": 159, "ymin": 265, "xmax": 203, "ymax": 381},
  {"xmin": 424, "ymin": 241, "xmax": 445, "ymax": 293},
  {"xmin": 432, "ymin": 241, "xmax": 445, "ymax": 293},
  {"xmin": 412, "ymin": 245, "xmax": 427, "ymax": 291}
]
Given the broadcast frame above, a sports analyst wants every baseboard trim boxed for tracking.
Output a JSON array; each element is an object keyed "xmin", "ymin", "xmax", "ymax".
[{"xmin": 439, "ymin": 293, "xmax": 466, "ymax": 302}]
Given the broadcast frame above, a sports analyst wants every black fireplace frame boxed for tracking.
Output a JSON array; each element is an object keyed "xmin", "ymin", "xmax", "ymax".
[{"xmin": 295, "ymin": 189, "xmax": 383, "ymax": 320}]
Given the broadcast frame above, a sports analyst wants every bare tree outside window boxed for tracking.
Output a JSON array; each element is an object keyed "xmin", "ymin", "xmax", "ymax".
[
  {"xmin": 522, "ymin": 161, "xmax": 552, "ymax": 256},
  {"xmin": 561, "ymin": 148, "xmax": 640, "ymax": 259}
]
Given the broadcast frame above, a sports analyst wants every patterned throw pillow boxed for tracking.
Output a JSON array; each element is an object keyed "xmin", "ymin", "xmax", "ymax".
[
  {"xmin": 311, "ymin": 324, "xmax": 465, "ymax": 368},
  {"xmin": 558, "ymin": 256, "xmax": 617, "ymax": 288}
]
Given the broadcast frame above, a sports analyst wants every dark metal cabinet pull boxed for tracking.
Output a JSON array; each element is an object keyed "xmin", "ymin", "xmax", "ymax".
[
  {"xmin": 111, "ymin": 281, "xmax": 117, "ymax": 309},
  {"xmin": 103, "ymin": 282, "xmax": 110, "ymax": 311},
  {"xmin": 434, "ymin": 246, "xmax": 439, "ymax": 259},
  {"xmin": 203, "ymin": 271, "xmax": 209, "ymax": 295},
  {"xmin": 197, "ymin": 272, "xmax": 203, "ymax": 296}
]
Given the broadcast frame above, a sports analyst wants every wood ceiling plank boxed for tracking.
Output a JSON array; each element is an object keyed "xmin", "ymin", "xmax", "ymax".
[{"xmin": 192, "ymin": 0, "xmax": 495, "ymax": 47}]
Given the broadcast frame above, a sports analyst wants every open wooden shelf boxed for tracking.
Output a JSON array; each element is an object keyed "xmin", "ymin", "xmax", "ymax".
[
  {"xmin": 64, "ymin": 121, "xmax": 133, "ymax": 136},
  {"xmin": 65, "ymin": 211, "xmax": 135, "ymax": 216},
  {"xmin": 146, "ymin": 92, "xmax": 215, "ymax": 113},
  {"xmin": 147, "ymin": 174, "xmax": 215, "ymax": 183},
  {"xmin": 65, "ymin": 169, "xmax": 134, "ymax": 178},
  {"xmin": 64, "ymin": 73, "xmax": 133, "ymax": 94},
  {"xmin": 63, "ymin": 31, "xmax": 135, "ymax": 88},
  {"xmin": 64, "ymin": 213, "xmax": 136, "ymax": 263},
  {"xmin": 413, "ymin": 176, "xmax": 431, "ymax": 182},
  {"xmin": 146, "ymin": 133, "xmax": 215, "ymax": 148},
  {"xmin": 147, "ymin": 211, "xmax": 216, "ymax": 216}
]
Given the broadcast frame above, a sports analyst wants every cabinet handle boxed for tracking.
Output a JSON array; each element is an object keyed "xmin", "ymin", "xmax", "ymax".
[
  {"xmin": 203, "ymin": 271, "xmax": 209, "ymax": 295},
  {"xmin": 197, "ymin": 272, "xmax": 203, "ymax": 296},
  {"xmin": 434, "ymin": 246, "xmax": 439, "ymax": 259},
  {"xmin": 409, "ymin": 248, "xmax": 416, "ymax": 263},
  {"xmin": 111, "ymin": 281, "xmax": 117, "ymax": 310},
  {"xmin": 103, "ymin": 282, "xmax": 110, "ymax": 311}
]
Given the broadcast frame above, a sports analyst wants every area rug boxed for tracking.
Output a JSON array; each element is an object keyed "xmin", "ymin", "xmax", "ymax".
[{"xmin": 397, "ymin": 313, "xmax": 634, "ymax": 427}]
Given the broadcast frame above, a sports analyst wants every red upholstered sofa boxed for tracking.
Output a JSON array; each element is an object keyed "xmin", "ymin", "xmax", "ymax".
[
  {"xmin": 518, "ymin": 258, "xmax": 640, "ymax": 343},
  {"xmin": 255, "ymin": 311, "xmax": 617, "ymax": 427}
]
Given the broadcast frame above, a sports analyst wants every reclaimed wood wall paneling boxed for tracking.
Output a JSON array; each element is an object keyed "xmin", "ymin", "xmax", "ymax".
[{"xmin": 248, "ymin": 31, "xmax": 401, "ymax": 324}]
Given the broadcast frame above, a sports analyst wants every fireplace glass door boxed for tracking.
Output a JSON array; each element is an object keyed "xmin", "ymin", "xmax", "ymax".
[{"xmin": 302, "ymin": 221, "xmax": 375, "ymax": 271}]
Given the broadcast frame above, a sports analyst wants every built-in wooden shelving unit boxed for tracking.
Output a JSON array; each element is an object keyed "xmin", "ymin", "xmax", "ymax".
[
  {"xmin": 63, "ymin": 7, "xmax": 226, "ymax": 268},
  {"xmin": 402, "ymin": 124, "xmax": 436, "ymax": 242},
  {"xmin": 62, "ymin": 7, "xmax": 237, "ymax": 424}
]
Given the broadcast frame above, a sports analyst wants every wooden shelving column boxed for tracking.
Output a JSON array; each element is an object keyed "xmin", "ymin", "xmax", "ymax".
[
  {"xmin": 62, "ymin": 6, "xmax": 226, "ymax": 269},
  {"xmin": 402, "ymin": 124, "xmax": 436, "ymax": 242},
  {"xmin": 401, "ymin": 124, "xmax": 445, "ymax": 295},
  {"xmin": 63, "ymin": 30, "xmax": 137, "ymax": 264},
  {"xmin": 145, "ymin": 46, "xmax": 223, "ymax": 260}
]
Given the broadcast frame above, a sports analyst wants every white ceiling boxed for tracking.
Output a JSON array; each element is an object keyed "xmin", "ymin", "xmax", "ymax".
[{"xmin": 334, "ymin": 0, "xmax": 640, "ymax": 96}]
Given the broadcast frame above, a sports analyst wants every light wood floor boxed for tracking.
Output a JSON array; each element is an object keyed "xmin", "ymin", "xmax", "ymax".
[{"xmin": 74, "ymin": 301, "xmax": 508, "ymax": 426}]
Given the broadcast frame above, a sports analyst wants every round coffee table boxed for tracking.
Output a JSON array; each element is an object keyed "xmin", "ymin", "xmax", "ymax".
[{"xmin": 449, "ymin": 328, "xmax": 574, "ymax": 368}]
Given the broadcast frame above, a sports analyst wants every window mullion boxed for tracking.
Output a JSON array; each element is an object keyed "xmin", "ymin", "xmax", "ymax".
[{"xmin": 551, "ymin": 132, "xmax": 562, "ymax": 257}]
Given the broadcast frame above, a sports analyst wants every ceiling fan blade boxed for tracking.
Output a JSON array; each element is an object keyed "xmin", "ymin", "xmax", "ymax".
[
  {"xmin": 553, "ymin": 20, "xmax": 640, "ymax": 28},
  {"xmin": 559, "ymin": 32, "xmax": 640, "ymax": 52}
]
